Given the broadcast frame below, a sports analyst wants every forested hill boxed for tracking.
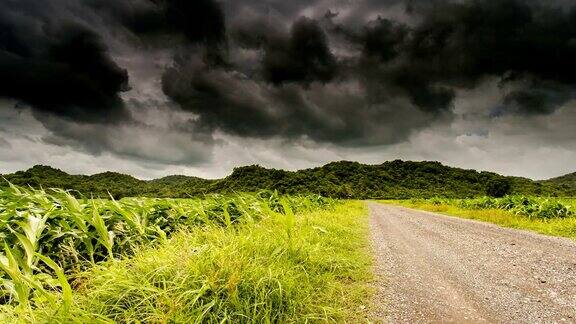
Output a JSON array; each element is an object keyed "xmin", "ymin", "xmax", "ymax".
[
  {"xmin": 1, "ymin": 161, "xmax": 574, "ymax": 199},
  {"xmin": 542, "ymin": 172, "xmax": 576, "ymax": 192}
]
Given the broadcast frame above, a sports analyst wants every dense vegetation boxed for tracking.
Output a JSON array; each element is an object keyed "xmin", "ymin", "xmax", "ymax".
[
  {"xmin": 542, "ymin": 172, "xmax": 576, "ymax": 193},
  {"xmin": 383, "ymin": 196, "xmax": 576, "ymax": 239},
  {"xmin": 3, "ymin": 161, "xmax": 575, "ymax": 199},
  {"xmin": 423, "ymin": 196, "xmax": 574, "ymax": 219},
  {"xmin": 0, "ymin": 184, "xmax": 371, "ymax": 322}
]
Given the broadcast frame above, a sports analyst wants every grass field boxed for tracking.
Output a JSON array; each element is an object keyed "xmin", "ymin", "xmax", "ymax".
[
  {"xmin": 0, "ymin": 184, "xmax": 373, "ymax": 322},
  {"xmin": 559, "ymin": 198, "xmax": 576, "ymax": 206},
  {"xmin": 380, "ymin": 196, "xmax": 576, "ymax": 240}
]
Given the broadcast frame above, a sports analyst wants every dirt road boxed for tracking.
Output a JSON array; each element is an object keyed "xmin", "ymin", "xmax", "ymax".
[{"xmin": 369, "ymin": 203, "xmax": 576, "ymax": 323}]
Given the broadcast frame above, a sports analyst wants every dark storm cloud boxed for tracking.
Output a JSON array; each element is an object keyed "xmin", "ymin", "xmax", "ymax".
[
  {"xmin": 300, "ymin": 0, "xmax": 576, "ymax": 116},
  {"xmin": 367, "ymin": 0, "xmax": 576, "ymax": 114},
  {"xmin": 0, "ymin": 0, "xmax": 228, "ymax": 124},
  {"xmin": 360, "ymin": 18, "xmax": 408, "ymax": 62},
  {"xmin": 161, "ymin": 50, "xmax": 441, "ymax": 145},
  {"xmin": 157, "ymin": 0, "xmax": 576, "ymax": 144},
  {"xmin": 2, "ymin": 0, "xmax": 576, "ymax": 153},
  {"xmin": 262, "ymin": 17, "xmax": 338, "ymax": 85},
  {"xmin": 0, "ymin": 1, "xmax": 129, "ymax": 123},
  {"xmin": 161, "ymin": 56, "xmax": 327, "ymax": 139},
  {"xmin": 503, "ymin": 81, "xmax": 574, "ymax": 115},
  {"xmin": 89, "ymin": 0, "xmax": 226, "ymax": 45}
]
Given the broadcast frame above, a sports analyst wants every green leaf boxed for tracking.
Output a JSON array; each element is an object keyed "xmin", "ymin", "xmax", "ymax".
[{"xmin": 35, "ymin": 253, "xmax": 73, "ymax": 312}]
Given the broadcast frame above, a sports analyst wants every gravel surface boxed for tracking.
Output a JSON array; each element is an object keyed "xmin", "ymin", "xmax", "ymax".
[{"xmin": 369, "ymin": 202, "xmax": 576, "ymax": 323}]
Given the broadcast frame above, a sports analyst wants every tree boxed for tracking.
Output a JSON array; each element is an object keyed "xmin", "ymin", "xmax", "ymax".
[{"xmin": 486, "ymin": 178, "xmax": 512, "ymax": 198}]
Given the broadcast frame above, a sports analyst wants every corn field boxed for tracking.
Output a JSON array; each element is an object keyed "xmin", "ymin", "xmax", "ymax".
[
  {"xmin": 0, "ymin": 183, "xmax": 335, "ymax": 310},
  {"xmin": 421, "ymin": 196, "xmax": 574, "ymax": 219}
]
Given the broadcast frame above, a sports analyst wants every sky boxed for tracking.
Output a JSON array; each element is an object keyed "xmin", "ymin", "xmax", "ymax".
[{"xmin": 1, "ymin": 0, "xmax": 575, "ymax": 180}]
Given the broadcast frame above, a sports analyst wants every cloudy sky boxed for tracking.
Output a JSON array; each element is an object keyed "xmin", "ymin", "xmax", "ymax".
[{"xmin": 1, "ymin": 0, "xmax": 575, "ymax": 180}]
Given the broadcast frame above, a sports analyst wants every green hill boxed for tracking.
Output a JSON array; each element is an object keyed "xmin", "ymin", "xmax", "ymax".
[
  {"xmin": 213, "ymin": 161, "xmax": 558, "ymax": 198},
  {"xmin": 541, "ymin": 172, "xmax": 576, "ymax": 196},
  {"xmin": 1, "ymin": 161, "xmax": 573, "ymax": 199},
  {"xmin": 2, "ymin": 165, "xmax": 84, "ymax": 191}
]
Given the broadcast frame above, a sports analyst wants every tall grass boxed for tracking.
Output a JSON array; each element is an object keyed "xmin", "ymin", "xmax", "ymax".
[
  {"xmin": 0, "ymin": 183, "xmax": 372, "ymax": 322},
  {"xmin": 382, "ymin": 196, "xmax": 576, "ymax": 239},
  {"xmin": 453, "ymin": 196, "xmax": 574, "ymax": 219},
  {"xmin": 2, "ymin": 201, "xmax": 371, "ymax": 322}
]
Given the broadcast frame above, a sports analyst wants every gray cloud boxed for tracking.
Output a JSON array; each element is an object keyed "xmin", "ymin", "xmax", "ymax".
[
  {"xmin": 161, "ymin": 53, "xmax": 447, "ymax": 145},
  {"xmin": 37, "ymin": 101, "xmax": 214, "ymax": 166},
  {"xmin": 1, "ymin": 0, "xmax": 576, "ymax": 178},
  {"xmin": 159, "ymin": 0, "xmax": 576, "ymax": 147},
  {"xmin": 0, "ymin": 0, "xmax": 130, "ymax": 123},
  {"xmin": 0, "ymin": 138, "xmax": 10, "ymax": 149}
]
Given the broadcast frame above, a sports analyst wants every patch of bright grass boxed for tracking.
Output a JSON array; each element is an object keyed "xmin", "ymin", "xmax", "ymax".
[
  {"xmin": 559, "ymin": 198, "xmax": 576, "ymax": 207},
  {"xmin": 4, "ymin": 201, "xmax": 372, "ymax": 323},
  {"xmin": 379, "ymin": 200, "xmax": 576, "ymax": 240}
]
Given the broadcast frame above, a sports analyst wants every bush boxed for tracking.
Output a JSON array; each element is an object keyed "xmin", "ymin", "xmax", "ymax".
[{"xmin": 486, "ymin": 178, "xmax": 512, "ymax": 197}]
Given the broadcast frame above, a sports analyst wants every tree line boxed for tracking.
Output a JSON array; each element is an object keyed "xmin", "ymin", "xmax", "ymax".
[{"xmin": 2, "ymin": 161, "xmax": 574, "ymax": 199}]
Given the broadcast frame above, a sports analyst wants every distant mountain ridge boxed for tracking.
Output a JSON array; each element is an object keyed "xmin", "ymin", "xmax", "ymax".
[{"xmin": 1, "ymin": 161, "xmax": 574, "ymax": 199}]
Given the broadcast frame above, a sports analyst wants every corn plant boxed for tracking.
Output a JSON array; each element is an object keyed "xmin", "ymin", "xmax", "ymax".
[
  {"xmin": 0, "ymin": 183, "xmax": 336, "ymax": 309},
  {"xmin": 430, "ymin": 195, "xmax": 574, "ymax": 219}
]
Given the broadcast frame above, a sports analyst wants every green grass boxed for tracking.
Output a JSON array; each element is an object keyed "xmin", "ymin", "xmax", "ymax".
[
  {"xmin": 380, "ymin": 199, "xmax": 576, "ymax": 239},
  {"xmin": 0, "ymin": 183, "xmax": 335, "ymax": 308},
  {"xmin": 559, "ymin": 198, "xmax": 576, "ymax": 206},
  {"xmin": 2, "ymin": 196, "xmax": 373, "ymax": 322}
]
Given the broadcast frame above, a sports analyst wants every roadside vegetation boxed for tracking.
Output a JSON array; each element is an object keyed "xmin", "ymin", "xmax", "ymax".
[
  {"xmin": 0, "ymin": 184, "xmax": 372, "ymax": 322},
  {"xmin": 382, "ymin": 196, "xmax": 576, "ymax": 239}
]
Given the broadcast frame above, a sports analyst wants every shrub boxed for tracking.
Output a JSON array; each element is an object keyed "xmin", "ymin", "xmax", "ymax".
[{"xmin": 486, "ymin": 178, "xmax": 512, "ymax": 198}]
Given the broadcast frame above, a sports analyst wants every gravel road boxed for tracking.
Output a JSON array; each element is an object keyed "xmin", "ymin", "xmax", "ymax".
[{"xmin": 369, "ymin": 203, "xmax": 576, "ymax": 323}]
